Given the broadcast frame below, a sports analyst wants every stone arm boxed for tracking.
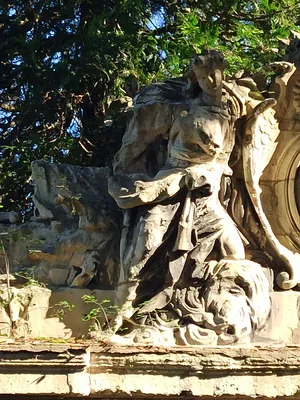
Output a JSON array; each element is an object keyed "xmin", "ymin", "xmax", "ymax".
[
  {"xmin": 108, "ymin": 164, "xmax": 220, "ymax": 209},
  {"xmin": 110, "ymin": 102, "xmax": 224, "ymax": 209},
  {"xmin": 109, "ymin": 101, "xmax": 176, "ymax": 209},
  {"xmin": 113, "ymin": 102, "xmax": 173, "ymax": 174}
]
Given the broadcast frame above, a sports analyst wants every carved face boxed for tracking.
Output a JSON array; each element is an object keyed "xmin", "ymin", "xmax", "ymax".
[
  {"xmin": 193, "ymin": 63, "xmax": 223, "ymax": 95},
  {"xmin": 186, "ymin": 52, "xmax": 227, "ymax": 96}
]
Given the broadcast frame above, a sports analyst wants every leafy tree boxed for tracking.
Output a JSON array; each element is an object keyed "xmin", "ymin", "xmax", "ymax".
[{"xmin": 0, "ymin": 0, "xmax": 299, "ymax": 213}]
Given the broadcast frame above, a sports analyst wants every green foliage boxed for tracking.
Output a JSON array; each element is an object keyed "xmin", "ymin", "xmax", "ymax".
[
  {"xmin": 14, "ymin": 266, "xmax": 42, "ymax": 287},
  {"xmin": 1, "ymin": 0, "xmax": 300, "ymax": 212},
  {"xmin": 50, "ymin": 300, "xmax": 75, "ymax": 321},
  {"xmin": 81, "ymin": 295, "xmax": 118, "ymax": 332}
]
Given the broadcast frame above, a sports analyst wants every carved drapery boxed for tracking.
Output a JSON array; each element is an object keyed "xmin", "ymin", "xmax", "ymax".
[
  {"xmin": 108, "ymin": 51, "xmax": 275, "ymax": 345},
  {"xmin": 6, "ymin": 51, "xmax": 300, "ymax": 346}
]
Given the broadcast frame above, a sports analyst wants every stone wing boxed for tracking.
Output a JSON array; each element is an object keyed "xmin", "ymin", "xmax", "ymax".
[{"xmin": 243, "ymin": 98, "xmax": 300, "ymax": 289}]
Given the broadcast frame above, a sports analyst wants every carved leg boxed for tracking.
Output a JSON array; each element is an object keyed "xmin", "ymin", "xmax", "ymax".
[
  {"xmin": 111, "ymin": 280, "xmax": 140, "ymax": 333},
  {"xmin": 218, "ymin": 220, "xmax": 245, "ymax": 259},
  {"xmin": 213, "ymin": 200, "xmax": 245, "ymax": 260},
  {"xmin": 113, "ymin": 203, "xmax": 179, "ymax": 332}
]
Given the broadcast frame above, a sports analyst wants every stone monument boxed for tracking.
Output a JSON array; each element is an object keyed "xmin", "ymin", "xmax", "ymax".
[
  {"xmin": 1, "ymin": 47, "xmax": 300, "ymax": 349},
  {"xmin": 3, "ymin": 43, "xmax": 300, "ymax": 398}
]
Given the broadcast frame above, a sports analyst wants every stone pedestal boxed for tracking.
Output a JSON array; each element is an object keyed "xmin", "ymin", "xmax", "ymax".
[{"xmin": 0, "ymin": 343, "xmax": 300, "ymax": 398}]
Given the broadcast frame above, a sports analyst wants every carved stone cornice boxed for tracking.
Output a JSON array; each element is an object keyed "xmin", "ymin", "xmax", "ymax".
[
  {"xmin": 0, "ymin": 343, "xmax": 87, "ymax": 370},
  {"xmin": 0, "ymin": 343, "xmax": 300, "ymax": 398}
]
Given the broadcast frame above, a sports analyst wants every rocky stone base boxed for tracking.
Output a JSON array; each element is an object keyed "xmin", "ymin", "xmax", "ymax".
[
  {"xmin": 0, "ymin": 285, "xmax": 299, "ymax": 345},
  {"xmin": 0, "ymin": 343, "xmax": 300, "ymax": 398}
]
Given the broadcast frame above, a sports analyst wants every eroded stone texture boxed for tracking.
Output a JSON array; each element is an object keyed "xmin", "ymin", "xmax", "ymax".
[
  {"xmin": 1, "ymin": 162, "xmax": 121, "ymax": 289},
  {"xmin": 108, "ymin": 50, "xmax": 272, "ymax": 345},
  {"xmin": 3, "ymin": 49, "xmax": 300, "ymax": 348},
  {"xmin": 0, "ymin": 343, "xmax": 299, "ymax": 398},
  {"xmin": 0, "ymin": 285, "xmax": 115, "ymax": 339},
  {"xmin": 105, "ymin": 50, "xmax": 300, "ymax": 346},
  {"xmin": 0, "ymin": 284, "xmax": 296, "ymax": 342}
]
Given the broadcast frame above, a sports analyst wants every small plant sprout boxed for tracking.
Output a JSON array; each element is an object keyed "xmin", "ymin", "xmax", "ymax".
[
  {"xmin": 49, "ymin": 301, "xmax": 75, "ymax": 321},
  {"xmin": 81, "ymin": 295, "xmax": 119, "ymax": 333}
]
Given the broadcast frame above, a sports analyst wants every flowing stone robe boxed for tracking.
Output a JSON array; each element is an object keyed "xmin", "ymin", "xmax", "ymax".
[
  {"xmin": 108, "ymin": 71, "xmax": 270, "ymax": 346},
  {"xmin": 108, "ymin": 93, "xmax": 245, "ymax": 316}
]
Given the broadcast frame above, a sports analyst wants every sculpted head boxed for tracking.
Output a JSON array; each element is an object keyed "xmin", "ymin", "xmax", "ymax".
[{"xmin": 185, "ymin": 50, "xmax": 228, "ymax": 98}]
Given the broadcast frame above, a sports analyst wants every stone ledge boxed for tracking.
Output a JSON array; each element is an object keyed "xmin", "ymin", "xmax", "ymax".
[
  {"xmin": 90, "ymin": 344, "xmax": 300, "ymax": 373},
  {"xmin": 0, "ymin": 344, "xmax": 299, "ymax": 397}
]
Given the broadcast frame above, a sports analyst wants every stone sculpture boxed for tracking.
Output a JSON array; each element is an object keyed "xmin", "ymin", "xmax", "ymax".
[
  {"xmin": 3, "ymin": 46, "xmax": 300, "ymax": 345},
  {"xmin": 108, "ymin": 51, "xmax": 272, "ymax": 345}
]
